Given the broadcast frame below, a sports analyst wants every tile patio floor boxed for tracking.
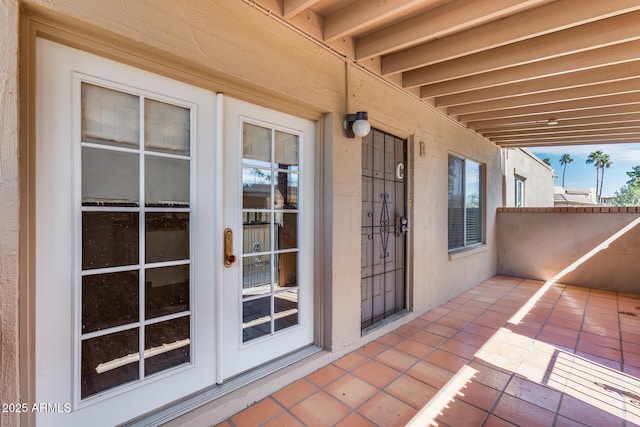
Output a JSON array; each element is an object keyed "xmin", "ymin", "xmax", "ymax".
[{"xmin": 218, "ymin": 276, "xmax": 640, "ymax": 426}]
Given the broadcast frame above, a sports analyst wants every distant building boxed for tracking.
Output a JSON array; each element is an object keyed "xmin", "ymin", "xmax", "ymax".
[
  {"xmin": 502, "ymin": 148, "xmax": 555, "ymax": 207},
  {"xmin": 553, "ymin": 186, "xmax": 599, "ymax": 207}
]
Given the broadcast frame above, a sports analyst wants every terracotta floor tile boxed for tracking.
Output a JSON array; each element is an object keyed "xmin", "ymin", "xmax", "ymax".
[
  {"xmin": 558, "ymin": 394, "xmax": 625, "ymax": 427},
  {"xmin": 420, "ymin": 311, "xmax": 442, "ymax": 322},
  {"xmin": 384, "ymin": 375, "xmax": 438, "ymax": 409},
  {"xmin": 464, "ymin": 323, "xmax": 497, "ymax": 339},
  {"xmin": 410, "ymin": 330, "xmax": 447, "ymax": 347},
  {"xmin": 333, "ymin": 352, "xmax": 369, "ymax": 372},
  {"xmin": 541, "ymin": 323, "xmax": 580, "ymax": 339},
  {"xmin": 215, "ymin": 421, "xmax": 233, "ymax": 427},
  {"xmin": 357, "ymin": 341, "xmax": 388, "ymax": 358},
  {"xmin": 324, "ymin": 373, "xmax": 378, "ymax": 409},
  {"xmin": 357, "ymin": 391, "xmax": 417, "ymax": 427},
  {"xmin": 230, "ymin": 398, "xmax": 283, "ymax": 427},
  {"xmin": 394, "ymin": 324, "xmax": 421, "ymax": 338},
  {"xmin": 451, "ymin": 330, "xmax": 490, "ymax": 348},
  {"xmin": 334, "ymin": 412, "xmax": 377, "ymax": 427},
  {"xmin": 394, "ymin": 338, "xmax": 434, "ymax": 359},
  {"xmin": 457, "ymin": 380, "xmax": 500, "ymax": 411},
  {"xmin": 436, "ymin": 398, "xmax": 488, "ymax": 427},
  {"xmin": 622, "ymin": 351, "xmax": 640, "ymax": 368},
  {"xmin": 272, "ymin": 379, "xmax": 318, "ymax": 408},
  {"xmin": 467, "ymin": 361, "xmax": 513, "ymax": 391},
  {"xmin": 306, "ymin": 364, "xmax": 346, "ymax": 388},
  {"xmin": 483, "ymin": 415, "xmax": 517, "ymax": 426},
  {"xmin": 504, "ymin": 376, "xmax": 562, "ymax": 412},
  {"xmin": 408, "ymin": 318, "xmax": 431, "ymax": 330},
  {"xmin": 289, "ymin": 391, "xmax": 350, "ymax": 426},
  {"xmin": 375, "ymin": 348, "xmax": 418, "ymax": 372},
  {"xmin": 448, "ymin": 308, "xmax": 480, "ymax": 323},
  {"xmin": 576, "ymin": 341, "xmax": 622, "ymax": 362},
  {"xmin": 492, "ymin": 393, "xmax": 555, "ymax": 427},
  {"xmin": 437, "ymin": 315, "xmax": 469, "ymax": 330},
  {"xmin": 406, "ymin": 361, "xmax": 454, "ymax": 389},
  {"xmin": 376, "ymin": 332, "xmax": 404, "ymax": 346},
  {"xmin": 262, "ymin": 411, "xmax": 305, "ymax": 427},
  {"xmin": 578, "ymin": 331, "xmax": 620, "ymax": 350},
  {"xmin": 537, "ymin": 330, "xmax": 577, "ymax": 350},
  {"xmin": 424, "ymin": 349, "xmax": 469, "ymax": 373},
  {"xmin": 425, "ymin": 322, "xmax": 458, "ymax": 338},
  {"xmin": 554, "ymin": 415, "xmax": 590, "ymax": 427},
  {"xmin": 440, "ymin": 338, "xmax": 479, "ymax": 360},
  {"xmin": 352, "ymin": 359, "xmax": 401, "ymax": 388}
]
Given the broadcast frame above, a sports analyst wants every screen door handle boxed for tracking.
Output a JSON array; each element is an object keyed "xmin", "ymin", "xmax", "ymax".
[{"xmin": 224, "ymin": 228, "xmax": 236, "ymax": 268}]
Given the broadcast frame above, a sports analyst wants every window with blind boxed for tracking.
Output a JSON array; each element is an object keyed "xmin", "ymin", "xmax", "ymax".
[{"xmin": 448, "ymin": 154, "xmax": 483, "ymax": 250}]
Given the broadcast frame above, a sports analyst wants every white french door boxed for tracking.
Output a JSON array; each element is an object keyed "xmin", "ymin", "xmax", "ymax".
[
  {"xmin": 221, "ymin": 98, "xmax": 315, "ymax": 379},
  {"xmin": 35, "ymin": 39, "xmax": 314, "ymax": 426}
]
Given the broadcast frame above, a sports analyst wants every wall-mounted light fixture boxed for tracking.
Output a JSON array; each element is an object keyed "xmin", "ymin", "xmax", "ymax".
[{"xmin": 345, "ymin": 111, "xmax": 371, "ymax": 138}]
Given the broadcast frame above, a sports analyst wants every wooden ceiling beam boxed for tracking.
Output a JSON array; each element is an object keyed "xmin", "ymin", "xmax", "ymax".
[
  {"xmin": 323, "ymin": 0, "xmax": 425, "ymax": 42},
  {"xmin": 457, "ymin": 93, "xmax": 640, "ymax": 122},
  {"xmin": 355, "ymin": 0, "xmax": 546, "ymax": 60},
  {"xmin": 474, "ymin": 113, "xmax": 640, "ymax": 134},
  {"xmin": 283, "ymin": 0, "xmax": 321, "ymax": 19},
  {"xmin": 404, "ymin": 10, "xmax": 640, "ymax": 88},
  {"xmin": 489, "ymin": 128, "xmax": 640, "ymax": 142},
  {"xmin": 482, "ymin": 123, "xmax": 640, "ymax": 140},
  {"xmin": 465, "ymin": 104, "xmax": 640, "ymax": 129},
  {"xmin": 447, "ymin": 79, "xmax": 640, "ymax": 115},
  {"xmin": 418, "ymin": 39, "xmax": 640, "ymax": 96},
  {"xmin": 382, "ymin": 0, "xmax": 640, "ymax": 75},
  {"xmin": 494, "ymin": 134, "xmax": 640, "ymax": 147},
  {"xmin": 435, "ymin": 61, "xmax": 640, "ymax": 107}
]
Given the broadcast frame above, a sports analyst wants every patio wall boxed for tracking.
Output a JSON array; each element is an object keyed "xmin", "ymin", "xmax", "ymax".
[{"xmin": 497, "ymin": 207, "xmax": 640, "ymax": 292}]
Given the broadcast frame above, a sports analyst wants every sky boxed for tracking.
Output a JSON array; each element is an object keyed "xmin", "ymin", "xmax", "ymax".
[{"xmin": 529, "ymin": 143, "xmax": 640, "ymax": 198}]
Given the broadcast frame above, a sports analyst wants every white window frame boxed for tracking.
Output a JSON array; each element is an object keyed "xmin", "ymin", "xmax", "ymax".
[
  {"xmin": 515, "ymin": 175, "xmax": 525, "ymax": 207},
  {"xmin": 447, "ymin": 153, "xmax": 484, "ymax": 252}
]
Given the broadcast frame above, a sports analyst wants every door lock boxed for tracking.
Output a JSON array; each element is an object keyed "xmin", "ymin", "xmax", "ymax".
[{"xmin": 224, "ymin": 228, "xmax": 236, "ymax": 268}]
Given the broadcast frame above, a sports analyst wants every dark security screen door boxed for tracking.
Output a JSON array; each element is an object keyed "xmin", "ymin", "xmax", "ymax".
[{"xmin": 361, "ymin": 129, "xmax": 407, "ymax": 330}]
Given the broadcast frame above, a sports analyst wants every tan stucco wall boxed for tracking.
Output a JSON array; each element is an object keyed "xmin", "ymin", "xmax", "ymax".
[
  {"xmin": 502, "ymin": 148, "xmax": 554, "ymax": 207},
  {"xmin": 0, "ymin": 0, "xmax": 20, "ymax": 426},
  {"xmin": 498, "ymin": 209, "xmax": 640, "ymax": 292},
  {"xmin": 3, "ymin": 0, "xmax": 502, "ymax": 422}
]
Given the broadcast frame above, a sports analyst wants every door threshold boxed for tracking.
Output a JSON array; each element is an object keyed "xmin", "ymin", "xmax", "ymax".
[{"xmin": 122, "ymin": 345, "xmax": 322, "ymax": 427}]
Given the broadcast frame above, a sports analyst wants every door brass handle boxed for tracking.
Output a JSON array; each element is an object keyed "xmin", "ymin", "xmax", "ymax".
[{"xmin": 224, "ymin": 228, "xmax": 236, "ymax": 268}]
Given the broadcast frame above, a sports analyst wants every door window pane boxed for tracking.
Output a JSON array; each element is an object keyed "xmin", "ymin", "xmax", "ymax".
[
  {"xmin": 275, "ymin": 252, "xmax": 297, "ymax": 289},
  {"xmin": 145, "ymin": 99, "xmax": 190, "ymax": 156},
  {"xmin": 145, "ymin": 212, "xmax": 189, "ymax": 263},
  {"xmin": 243, "ymin": 167, "xmax": 272, "ymax": 209},
  {"xmin": 243, "ymin": 213, "xmax": 271, "ymax": 254},
  {"xmin": 276, "ymin": 213, "xmax": 297, "ymax": 250},
  {"xmin": 243, "ymin": 254, "xmax": 271, "ymax": 297},
  {"xmin": 82, "ymin": 147, "xmax": 139, "ymax": 206},
  {"xmin": 145, "ymin": 265, "xmax": 189, "ymax": 319},
  {"xmin": 243, "ymin": 297, "xmax": 271, "ymax": 342},
  {"xmin": 81, "ymin": 328, "xmax": 139, "ymax": 399},
  {"xmin": 82, "ymin": 212, "xmax": 139, "ymax": 269},
  {"xmin": 144, "ymin": 316, "xmax": 190, "ymax": 377},
  {"xmin": 274, "ymin": 290, "xmax": 298, "ymax": 332},
  {"xmin": 82, "ymin": 271, "xmax": 139, "ymax": 333},
  {"xmin": 274, "ymin": 172, "xmax": 298, "ymax": 209},
  {"xmin": 243, "ymin": 123, "xmax": 271, "ymax": 166},
  {"xmin": 274, "ymin": 131, "xmax": 298, "ymax": 171},
  {"xmin": 145, "ymin": 156, "xmax": 190, "ymax": 207},
  {"xmin": 81, "ymin": 83, "xmax": 139, "ymax": 148}
]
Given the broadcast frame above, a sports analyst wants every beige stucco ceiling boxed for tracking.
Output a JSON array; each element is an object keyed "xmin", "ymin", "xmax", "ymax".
[{"xmin": 253, "ymin": 0, "xmax": 640, "ymax": 148}]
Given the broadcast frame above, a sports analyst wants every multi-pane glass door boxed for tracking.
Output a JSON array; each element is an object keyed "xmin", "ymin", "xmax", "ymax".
[
  {"xmin": 79, "ymin": 83, "xmax": 193, "ymax": 399},
  {"xmin": 221, "ymin": 97, "xmax": 314, "ymax": 379}
]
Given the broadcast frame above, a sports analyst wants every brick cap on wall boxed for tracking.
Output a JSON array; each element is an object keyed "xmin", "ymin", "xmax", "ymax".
[{"xmin": 497, "ymin": 207, "xmax": 640, "ymax": 213}]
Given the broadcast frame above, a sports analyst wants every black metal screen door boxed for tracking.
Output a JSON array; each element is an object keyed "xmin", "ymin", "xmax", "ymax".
[{"xmin": 361, "ymin": 129, "xmax": 407, "ymax": 330}]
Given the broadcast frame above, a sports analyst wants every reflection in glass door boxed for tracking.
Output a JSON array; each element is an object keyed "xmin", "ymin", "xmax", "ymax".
[{"xmin": 241, "ymin": 124, "xmax": 301, "ymax": 342}]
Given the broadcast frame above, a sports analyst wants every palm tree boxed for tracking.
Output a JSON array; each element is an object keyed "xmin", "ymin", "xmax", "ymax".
[
  {"xmin": 586, "ymin": 150, "xmax": 604, "ymax": 200},
  {"xmin": 559, "ymin": 153, "xmax": 573, "ymax": 187},
  {"xmin": 598, "ymin": 153, "xmax": 612, "ymax": 202}
]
